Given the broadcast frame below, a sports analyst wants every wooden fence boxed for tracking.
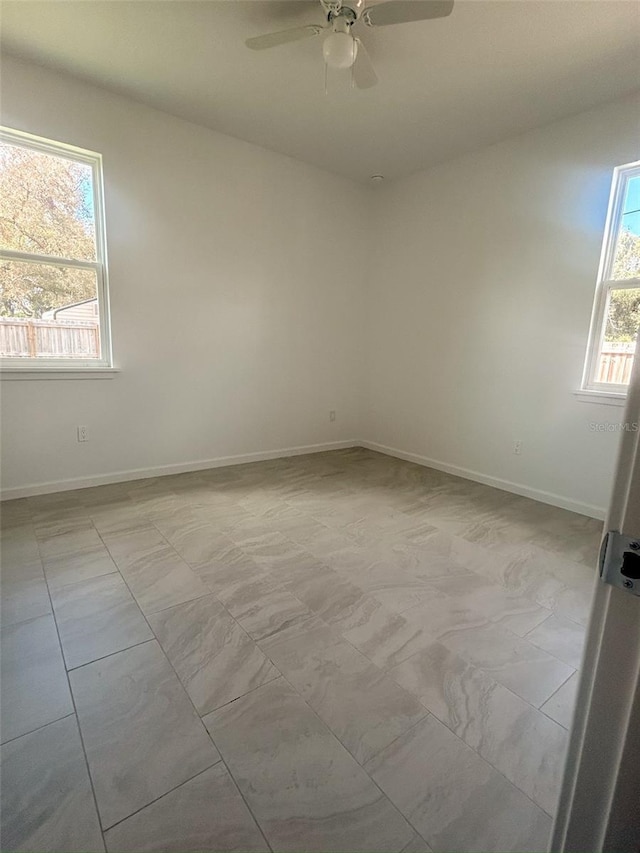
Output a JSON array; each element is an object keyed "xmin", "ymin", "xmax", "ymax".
[
  {"xmin": 0, "ymin": 317, "xmax": 635, "ymax": 382},
  {"xmin": 0, "ymin": 318, "xmax": 100, "ymax": 358},
  {"xmin": 595, "ymin": 343, "xmax": 635, "ymax": 385}
]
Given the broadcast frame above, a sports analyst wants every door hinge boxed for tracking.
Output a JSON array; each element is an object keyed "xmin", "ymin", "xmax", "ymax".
[{"xmin": 599, "ymin": 531, "xmax": 640, "ymax": 596}]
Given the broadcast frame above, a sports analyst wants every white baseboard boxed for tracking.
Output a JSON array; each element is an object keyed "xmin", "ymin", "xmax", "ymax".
[
  {"xmin": 360, "ymin": 440, "xmax": 606, "ymax": 520},
  {"xmin": 0, "ymin": 440, "xmax": 359, "ymax": 501},
  {"xmin": 1, "ymin": 436, "xmax": 607, "ymax": 519}
]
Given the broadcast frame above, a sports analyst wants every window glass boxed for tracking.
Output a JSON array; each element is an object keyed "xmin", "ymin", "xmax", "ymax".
[
  {"xmin": 612, "ymin": 175, "xmax": 640, "ymax": 281},
  {"xmin": 0, "ymin": 142, "xmax": 97, "ymax": 262},
  {"xmin": 0, "ymin": 128, "xmax": 108, "ymax": 366},
  {"xmin": 594, "ymin": 287, "xmax": 640, "ymax": 387},
  {"xmin": 0, "ymin": 260, "xmax": 99, "ymax": 359}
]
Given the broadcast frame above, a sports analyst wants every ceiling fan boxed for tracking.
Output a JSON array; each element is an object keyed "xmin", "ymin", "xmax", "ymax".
[{"xmin": 245, "ymin": 0, "xmax": 454, "ymax": 89}]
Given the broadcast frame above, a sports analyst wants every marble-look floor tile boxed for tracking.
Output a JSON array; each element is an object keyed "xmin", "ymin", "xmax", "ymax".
[
  {"xmin": 342, "ymin": 511, "xmax": 433, "ymax": 546},
  {"xmin": 0, "ymin": 499, "xmax": 32, "ymax": 530},
  {"xmin": 70, "ymin": 640, "xmax": 220, "ymax": 828},
  {"xmin": 0, "ymin": 614, "xmax": 73, "ymax": 743},
  {"xmin": 104, "ymin": 764, "xmax": 268, "ymax": 852},
  {"xmin": 342, "ymin": 557, "xmax": 440, "ymax": 615},
  {"xmin": 32, "ymin": 509, "xmax": 94, "ymax": 540},
  {"xmin": 282, "ymin": 564, "xmax": 380, "ymax": 631},
  {"xmin": 440, "ymin": 622, "xmax": 575, "ymax": 707},
  {"xmin": 222, "ymin": 579, "xmax": 313, "ymax": 642},
  {"xmin": 390, "ymin": 643, "xmax": 567, "ymax": 814},
  {"xmin": 1, "ymin": 561, "xmax": 51, "ymax": 627},
  {"xmin": 342, "ymin": 600, "xmax": 434, "ymax": 669},
  {"xmin": 365, "ymin": 714, "xmax": 552, "ymax": 853},
  {"xmin": 471, "ymin": 545, "xmax": 568, "ymax": 611},
  {"xmin": 101, "ymin": 526, "xmax": 173, "ymax": 567},
  {"xmin": 103, "ymin": 528, "xmax": 210, "ymax": 614},
  {"xmin": 43, "ymin": 544, "xmax": 118, "ymax": 591},
  {"xmin": 77, "ymin": 482, "xmax": 136, "ymax": 508},
  {"xmin": 1, "ymin": 528, "xmax": 43, "ymax": 567},
  {"xmin": 290, "ymin": 525, "xmax": 358, "ymax": 563},
  {"xmin": 458, "ymin": 516, "xmax": 543, "ymax": 552},
  {"xmin": 427, "ymin": 573, "xmax": 550, "ymax": 637},
  {"xmin": 495, "ymin": 545, "xmax": 588, "ymax": 592},
  {"xmin": 89, "ymin": 501, "xmax": 155, "ymax": 536},
  {"xmin": 401, "ymin": 834, "xmax": 433, "ymax": 852},
  {"xmin": 149, "ymin": 595, "xmax": 279, "ymax": 715},
  {"xmin": 0, "ymin": 451, "xmax": 598, "ymax": 853},
  {"xmin": 193, "ymin": 503, "xmax": 257, "ymax": 536},
  {"xmin": 38, "ymin": 527, "xmax": 104, "ymax": 561},
  {"xmin": 256, "ymin": 612, "xmax": 338, "ymax": 651},
  {"xmin": 51, "ymin": 573, "xmax": 153, "ymax": 670},
  {"xmin": 526, "ymin": 614, "xmax": 585, "ymax": 669},
  {"xmin": 228, "ymin": 526, "xmax": 299, "ymax": 565},
  {"xmin": 28, "ymin": 492, "xmax": 83, "ymax": 512},
  {"xmin": 391, "ymin": 533, "xmax": 484, "ymax": 580},
  {"xmin": 541, "ymin": 671, "xmax": 580, "ymax": 729},
  {"xmin": 0, "ymin": 716, "xmax": 104, "ymax": 852},
  {"xmin": 550, "ymin": 577, "xmax": 595, "ymax": 627},
  {"xmin": 203, "ymin": 678, "xmax": 415, "ymax": 852},
  {"xmin": 262, "ymin": 619, "xmax": 427, "ymax": 764},
  {"xmin": 152, "ymin": 509, "xmax": 231, "ymax": 566},
  {"xmin": 261, "ymin": 548, "xmax": 332, "ymax": 588},
  {"xmin": 200, "ymin": 546, "xmax": 277, "ymax": 612}
]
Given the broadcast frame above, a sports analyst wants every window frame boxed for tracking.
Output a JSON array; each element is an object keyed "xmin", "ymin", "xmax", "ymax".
[
  {"xmin": 0, "ymin": 126, "xmax": 113, "ymax": 371},
  {"xmin": 581, "ymin": 160, "xmax": 640, "ymax": 397}
]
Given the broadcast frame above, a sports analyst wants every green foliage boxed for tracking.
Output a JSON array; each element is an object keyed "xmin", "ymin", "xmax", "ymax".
[
  {"xmin": 612, "ymin": 229, "xmax": 640, "ymax": 281},
  {"xmin": 0, "ymin": 143, "xmax": 97, "ymax": 318},
  {"xmin": 605, "ymin": 230, "xmax": 640, "ymax": 342},
  {"xmin": 606, "ymin": 288, "xmax": 640, "ymax": 342}
]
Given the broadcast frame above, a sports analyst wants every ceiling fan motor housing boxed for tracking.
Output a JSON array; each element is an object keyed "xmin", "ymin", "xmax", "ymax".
[{"xmin": 321, "ymin": 0, "xmax": 366, "ymax": 24}]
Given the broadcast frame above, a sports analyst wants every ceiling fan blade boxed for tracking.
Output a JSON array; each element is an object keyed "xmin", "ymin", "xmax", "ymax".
[
  {"xmin": 363, "ymin": 0, "xmax": 454, "ymax": 27},
  {"xmin": 353, "ymin": 40, "xmax": 378, "ymax": 89},
  {"xmin": 245, "ymin": 24, "xmax": 324, "ymax": 50}
]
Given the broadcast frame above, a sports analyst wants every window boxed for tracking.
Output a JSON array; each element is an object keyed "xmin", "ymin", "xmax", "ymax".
[
  {"xmin": 0, "ymin": 127, "xmax": 111, "ymax": 369},
  {"xmin": 582, "ymin": 161, "xmax": 640, "ymax": 395}
]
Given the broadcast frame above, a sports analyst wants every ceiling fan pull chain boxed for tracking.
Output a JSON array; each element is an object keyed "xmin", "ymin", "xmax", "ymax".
[{"xmin": 324, "ymin": 60, "xmax": 328, "ymax": 95}]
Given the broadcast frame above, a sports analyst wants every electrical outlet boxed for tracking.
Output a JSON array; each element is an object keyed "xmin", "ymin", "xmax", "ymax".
[
  {"xmin": 77, "ymin": 425, "xmax": 88, "ymax": 443},
  {"xmin": 329, "ymin": 410, "xmax": 336, "ymax": 422},
  {"xmin": 514, "ymin": 440, "xmax": 522, "ymax": 455}
]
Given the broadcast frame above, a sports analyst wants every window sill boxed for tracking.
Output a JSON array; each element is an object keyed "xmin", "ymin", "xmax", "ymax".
[
  {"xmin": 0, "ymin": 367, "xmax": 120, "ymax": 381},
  {"xmin": 573, "ymin": 389, "xmax": 627, "ymax": 406}
]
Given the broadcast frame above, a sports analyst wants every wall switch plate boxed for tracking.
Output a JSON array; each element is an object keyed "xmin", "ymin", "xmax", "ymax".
[
  {"xmin": 77, "ymin": 425, "xmax": 88, "ymax": 442},
  {"xmin": 514, "ymin": 440, "xmax": 522, "ymax": 455},
  {"xmin": 329, "ymin": 410, "xmax": 336, "ymax": 422}
]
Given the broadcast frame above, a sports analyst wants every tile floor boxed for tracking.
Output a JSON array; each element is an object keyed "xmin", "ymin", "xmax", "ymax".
[{"xmin": 0, "ymin": 448, "xmax": 603, "ymax": 852}]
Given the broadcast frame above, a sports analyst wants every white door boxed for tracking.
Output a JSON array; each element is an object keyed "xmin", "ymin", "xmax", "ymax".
[{"xmin": 551, "ymin": 352, "xmax": 640, "ymax": 851}]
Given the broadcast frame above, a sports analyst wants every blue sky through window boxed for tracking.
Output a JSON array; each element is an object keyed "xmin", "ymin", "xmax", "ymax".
[{"xmin": 622, "ymin": 175, "xmax": 640, "ymax": 236}]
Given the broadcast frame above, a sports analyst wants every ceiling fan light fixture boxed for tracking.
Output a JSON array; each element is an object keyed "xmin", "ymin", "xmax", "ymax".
[{"xmin": 322, "ymin": 31, "xmax": 358, "ymax": 69}]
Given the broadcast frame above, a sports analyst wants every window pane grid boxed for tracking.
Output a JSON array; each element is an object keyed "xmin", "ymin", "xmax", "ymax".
[
  {"xmin": 583, "ymin": 162, "xmax": 640, "ymax": 393},
  {"xmin": 0, "ymin": 248, "xmax": 101, "ymax": 272},
  {"xmin": 0, "ymin": 126, "xmax": 110, "ymax": 367}
]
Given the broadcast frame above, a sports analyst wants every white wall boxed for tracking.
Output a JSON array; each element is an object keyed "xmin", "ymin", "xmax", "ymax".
[
  {"xmin": 0, "ymin": 57, "xmax": 368, "ymax": 495},
  {"xmin": 365, "ymin": 94, "xmax": 640, "ymax": 516},
  {"xmin": 2, "ymin": 57, "xmax": 636, "ymax": 516}
]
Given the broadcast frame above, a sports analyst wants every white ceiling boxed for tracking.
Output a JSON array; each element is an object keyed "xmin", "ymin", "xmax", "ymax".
[{"xmin": 1, "ymin": 0, "xmax": 638, "ymax": 182}]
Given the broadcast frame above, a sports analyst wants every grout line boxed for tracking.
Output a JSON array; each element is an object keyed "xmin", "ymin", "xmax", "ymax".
[
  {"xmin": 212, "ymin": 752, "xmax": 274, "ymax": 853},
  {"xmin": 93, "ymin": 519, "xmax": 276, "ymax": 850},
  {"xmin": 523, "ymin": 609, "xmax": 555, "ymax": 638},
  {"xmin": 539, "ymin": 668, "xmax": 578, "ymax": 713},
  {"xmin": 34, "ymin": 532, "xmax": 108, "ymax": 853},
  {"xmin": 65, "ymin": 637, "xmax": 156, "ymax": 673},
  {"xmin": 258, "ymin": 669, "xmax": 432, "ymax": 850},
  {"xmin": 0, "ymin": 712, "xmax": 76, "ymax": 747},
  {"xmin": 99, "ymin": 760, "xmax": 223, "ymax": 835},
  {"xmin": 4, "ymin": 453, "xmax": 592, "ymax": 849}
]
